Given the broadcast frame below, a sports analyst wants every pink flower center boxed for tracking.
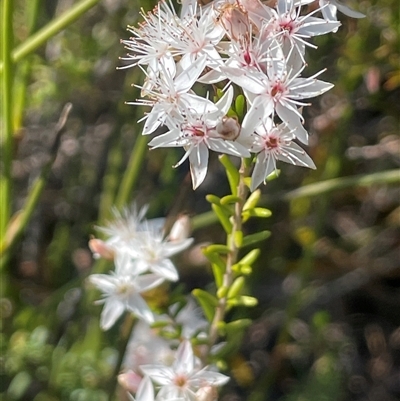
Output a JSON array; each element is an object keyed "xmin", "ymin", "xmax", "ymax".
[
  {"xmin": 174, "ymin": 374, "xmax": 188, "ymax": 388},
  {"xmin": 270, "ymin": 82, "xmax": 286, "ymax": 99},
  {"xmin": 279, "ymin": 18, "xmax": 296, "ymax": 35},
  {"xmin": 265, "ymin": 135, "xmax": 279, "ymax": 149}
]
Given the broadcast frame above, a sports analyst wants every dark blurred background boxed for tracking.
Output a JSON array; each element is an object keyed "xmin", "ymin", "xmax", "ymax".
[{"xmin": 1, "ymin": 1, "xmax": 399, "ymax": 400}]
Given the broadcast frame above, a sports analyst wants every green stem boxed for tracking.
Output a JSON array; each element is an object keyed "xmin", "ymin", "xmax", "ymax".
[
  {"xmin": 0, "ymin": 0, "xmax": 101, "ymax": 73},
  {"xmin": 0, "ymin": 104, "xmax": 72, "ymax": 270},
  {"xmin": 1, "ymin": 0, "xmax": 14, "ymax": 240},
  {"xmin": 114, "ymin": 134, "xmax": 148, "ymax": 209},
  {"xmin": 207, "ymin": 159, "xmax": 249, "ymax": 353},
  {"xmin": 13, "ymin": 0, "xmax": 41, "ymax": 130}
]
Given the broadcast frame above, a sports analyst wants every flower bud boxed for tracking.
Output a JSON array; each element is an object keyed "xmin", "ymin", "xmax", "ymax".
[
  {"xmin": 213, "ymin": 116, "xmax": 240, "ymax": 141},
  {"xmin": 117, "ymin": 370, "xmax": 143, "ymax": 393},
  {"xmin": 168, "ymin": 214, "xmax": 191, "ymax": 242},
  {"xmin": 88, "ymin": 238, "xmax": 115, "ymax": 260},
  {"xmin": 195, "ymin": 385, "xmax": 218, "ymax": 401},
  {"xmin": 217, "ymin": 3, "xmax": 251, "ymax": 42}
]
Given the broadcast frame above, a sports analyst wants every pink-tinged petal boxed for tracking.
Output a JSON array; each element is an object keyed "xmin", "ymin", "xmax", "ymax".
[
  {"xmin": 215, "ymin": 86, "xmax": 234, "ymax": 115},
  {"xmin": 173, "ymin": 340, "xmax": 194, "ymax": 373},
  {"xmin": 149, "ymin": 258, "xmax": 179, "ymax": 282},
  {"xmin": 189, "ymin": 143, "xmax": 209, "ymax": 189},
  {"xmin": 335, "ymin": 1, "xmax": 365, "ymax": 18},
  {"xmin": 135, "ymin": 376, "xmax": 154, "ymax": 401},
  {"xmin": 88, "ymin": 274, "xmax": 117, "ymax": 294},
  {"xmin": 275, "ymin": 103, "xmax": 309, "ymax": 144},
  {"xmin": 175, "ymin": 55, "xmax": 207, "ymax": 93},
  {"xmin": 244, "ymin": 96, "xmax": 274, "ymax": 131},
  {"xmin": 190, "ymin": 369, "xmax": 230, "ymax": 386},
  {"xmin": 126, "ymin": 293, "xmax": 154, "ymax": 323},
  {"xmin": 140, "ymin": 365, "xmax": 174, "ymax": 385},
  {"xmin": 163, "ymin": 238, "xmax": 194, "ymax": 258},
  {"xmin": 277, "ymin": 142, "xmax": 316, "ymax": 169},
  {"xmin": 148, "ymin": 129, "xmax": 182, "ymax": 148},
  {"xmin": 100, "ymin": 298, "xmax": 125, "ymax": 330},
  {"xmin": 181, "ymin": 93, "xmax": 218, "ymax": 115},
  {"xmin": 290, "ymin": 78, "xmax": 334, "ymax": 98},
  {"xmin": 298, "ymin": 17, "xmax": 341, "ymax": 36},
  {"xmin": 142, "ymin": 105, "xmax": 165, "ymax": 135},
  {"xmin": 222, "ymin": 67, "xmax": 265, "ymax": 94},
  {"xmin": 136, "ymin": 274, "xmax": 165, "ymax": 292},
  {"xmin": 251, "ymin": 153, "xmax": 275, "ymax": 192}
]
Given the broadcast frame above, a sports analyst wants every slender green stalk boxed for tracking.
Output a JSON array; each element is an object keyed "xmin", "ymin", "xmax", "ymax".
[
  {"xmin": 1, "ymin": 0, "xmax": 14, "ymax": 240},
  {"xmin": 13, "ymin": 0, "xmax": 41, "ymax": 130},
  {"xmin": 0, "ymin": 0, "xmax": 101, "ymax": 74},
  {"xmin": 207, "ymin": 160, "xmax": 249, "ymax": 352},
  {"xmin": 114, "ymin": 134, "xmax": 149, "ymax": 209},
  {"xmin": 0, "ymin": 104, "xmax": 72, "ymax": 270}
]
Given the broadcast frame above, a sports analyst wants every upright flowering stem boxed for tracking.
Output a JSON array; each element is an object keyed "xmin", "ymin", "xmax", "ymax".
[{"xmin": 207, "ymin": 158, "xmax": 250, "ymax": 353}]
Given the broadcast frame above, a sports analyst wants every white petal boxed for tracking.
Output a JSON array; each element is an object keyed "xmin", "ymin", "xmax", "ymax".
[
  {"xmin": 150, "ymin": 258, "xmax": 179, "ymax": 282},
  {"xmin": 100, "ymin": 298, "xmax": 125, "ymax": 330},
  {"xmin": 173, "ymin": 340, "xmax": 194, "ymax": 374},
  {"xmin": 136, "ymin": 274, "xmax": 165, "ymax": 292},
  {"xmin": 135, "ymin": 376, "xmax": 154, "ymax": 401},
  {"xmin": 140, "ymin": 365, "xmax": 174, "ymax": 385},
  {"xmin": 88, "ymin": 274, "xmax": 117, "ymax": 294},
  {"xmin": 189, "ymin": 143, "xmax": 209, "ymax": 189},
  {"xmin": 126, "ymin": 293, "xmax": 154, "ymax": 323}
]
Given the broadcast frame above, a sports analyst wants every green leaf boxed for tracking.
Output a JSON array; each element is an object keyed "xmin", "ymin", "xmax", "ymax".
[
  {"xmin": 227, "ymin": 276, "xmax": 245, "ymax": 299},
  {"xmin": 234, "ymin": 230, "xmax": 243, "ymax": 247},
  {"xmin": 203, "ymin": 244, "xmax": 230, "ymax": 254},
  {"xmin": 241, "ymin": 230, "xmax": 271, "ymax": 247},
  {"xmin": 219, "ymin": 154, "xmax": 240, "ymax": 196},
  {"xmin": 192, "ymin": 289, "xmax": 219, "ymax": 322},
  {"xmin": 238, "ymin": 248, "xmax": 260, "ymax": 266},
  {"xmin": 220, "ymin": 194, "xmax": 240, "ymax": 205},
  {"xmin": 242, "ymin": 207, "xmax": 272, "ymax": 222},
  {"xmin": 211, "ymin": 263, "xmax": 225, "ymax": 288},
  {"xmin": 243, "ymin": 189, "xmax": 261, "ymax": 211},
  {"xmin": 235, "ymin": 94, "xmax": 245, "ymax": 120},
  {"xmin": 206, "ymin": 194, "xmax": 221, "ymax": 205},
  {"xmin": 212, "ymin": 204, "xmax": 233, "ymax": 233}
]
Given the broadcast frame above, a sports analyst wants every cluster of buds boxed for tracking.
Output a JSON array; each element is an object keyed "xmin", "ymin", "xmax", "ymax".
[{"xmin": 120, "ymin": 0, "xmax": 364, "ymax": 190}]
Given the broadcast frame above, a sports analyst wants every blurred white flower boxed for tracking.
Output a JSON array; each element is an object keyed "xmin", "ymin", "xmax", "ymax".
[
  {"xmin": 88, "ymin": 252, "xmax": 165, "ymax": 329},
  {"xmin": 140, "ymin": 340, "xmax": 229, "ymax": 401}
]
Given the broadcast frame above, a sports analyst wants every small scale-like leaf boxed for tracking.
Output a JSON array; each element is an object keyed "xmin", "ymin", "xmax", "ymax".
[
  {"xmin": 206, "ymin": 194, "xmax": 222, "ymax": 205},
  {"xmin": 243, "ymin": 189, "xmax": 261, "ymax": 211},
  {"xmin": 219, "ymin": 155, "xmax": 240, "ymax": 196},
  {"xmin": 235, "ymin": 94, "xmax": 245, "ymax": 120},
  {"xmin": 238, "ymin": 249, "xmax": 260, "ymax": 266},
  {"xmin": 234, "ymin": 230, "xmax": 243, "ymax": 248},
  {"xmin": 220, "ymin": 195, "xmax": 241, "ymax": 205},
  {"xmin": 192, "ymin": 289, "xmax": 219, "ymax": 322},
  {"xmin": 241, "ymin": 231, "xmax": 271, "ymax": 247},
  {"xmin": 212, "ymin": 204, "xmax": 233, "ymax": 233},
  {"xmin": 227, "ymin": 276, "xmax": 245, "ymax": 299},
  {"xmin": 204, "ymin": 244, "xmax": 230, "ymax": 254}
]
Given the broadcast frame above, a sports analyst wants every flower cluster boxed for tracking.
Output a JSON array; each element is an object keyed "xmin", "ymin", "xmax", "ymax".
[
  {"xmin": 88, "ymin": 206, "xmax": 193, "ymax": 330},
  {"xmin": 121, "ymin": 0, "xmax": 364, "ymax": 190}
]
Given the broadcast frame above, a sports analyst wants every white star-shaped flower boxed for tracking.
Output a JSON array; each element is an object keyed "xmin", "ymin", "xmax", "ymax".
[
  {"xmin": 141, "ymin": 340, "xmax": 229, "ymax": 401},
  {"xmin": 88, "ymin": 252, "xmax": 165, "ymax": 329}
]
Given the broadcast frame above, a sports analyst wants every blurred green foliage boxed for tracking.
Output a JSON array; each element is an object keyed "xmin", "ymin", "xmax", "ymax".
[{"xmin": 1, "ymin": 0, "xmax": 399, "ymax": 400}]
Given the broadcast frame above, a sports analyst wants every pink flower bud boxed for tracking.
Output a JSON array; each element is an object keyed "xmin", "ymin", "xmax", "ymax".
[
  {"xmin": 195, "ymin": 385, "xmax": 218, "ymax": 401},
  {"xmin": 217, "ymin": 3, "xmax": 251, "ymax": 42},
  {"xmin": 88, "ymin": 238, "xmax": 115, "ymax": 261},
  {"xmin": 168, "ymin": 214, "xmax": 191, "ymax": 242},
  {"xmin": 214, "ymin": 116, "xmax": 241, "ymax": 141},
  {"xmin": 118, "ymin": 370, "xmax": 143, "ymax": 393}
]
